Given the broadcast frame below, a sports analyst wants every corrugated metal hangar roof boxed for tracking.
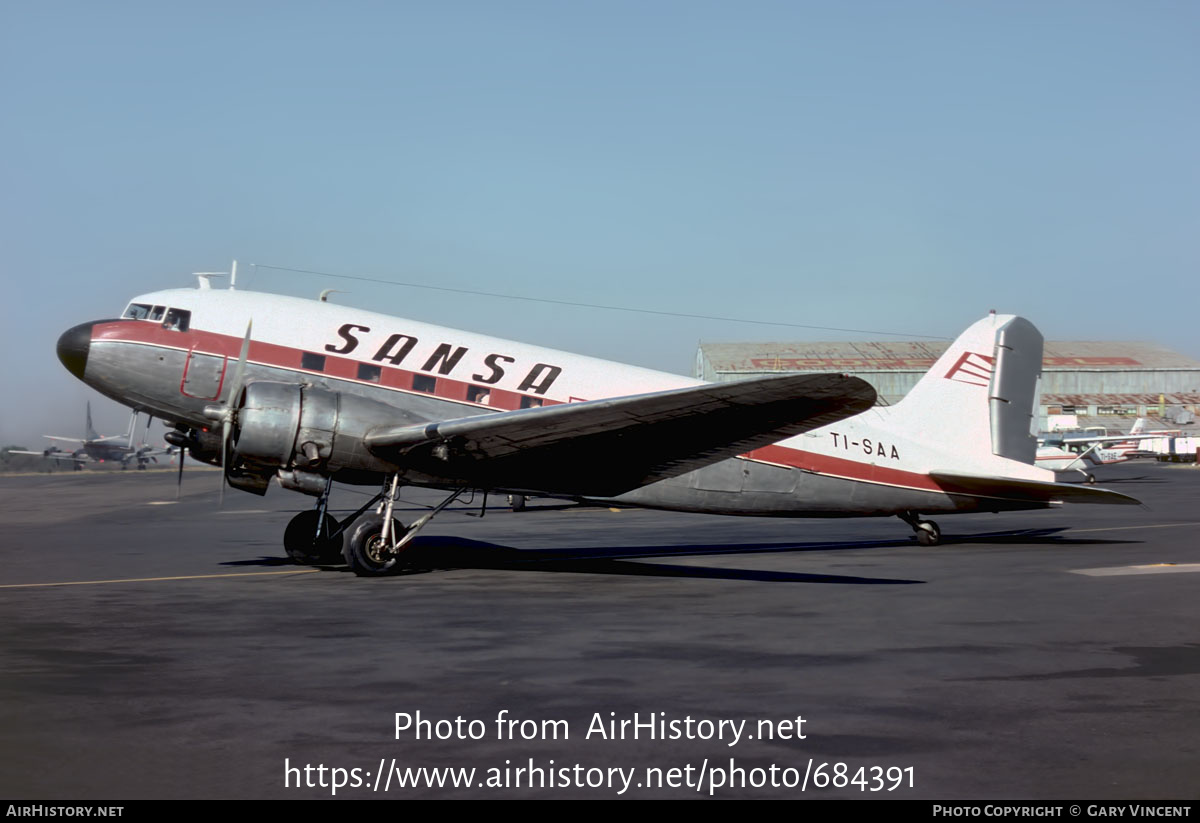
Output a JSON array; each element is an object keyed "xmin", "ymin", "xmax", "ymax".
[
  {"xmin": 1042, "ymin": 393, "xmax": 1200, "ymax": 405},
  {"xmin": 698, "ymin": 340, "xmax": 1200, "ymax": 373}
]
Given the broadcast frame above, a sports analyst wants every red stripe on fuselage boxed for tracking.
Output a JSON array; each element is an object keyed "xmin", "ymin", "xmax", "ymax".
[
  {"xmin": 91, "ymin": 320, "xmax": 561, "ymax": 413},
  {"xmin": 747, "ymin": 443, "xmax": 947, "ymax": 493}
]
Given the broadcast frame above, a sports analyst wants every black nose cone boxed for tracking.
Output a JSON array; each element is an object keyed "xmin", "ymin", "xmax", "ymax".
[{"xmin": 57, "ymin": 322, "xmax": 93, "ymax": 380}]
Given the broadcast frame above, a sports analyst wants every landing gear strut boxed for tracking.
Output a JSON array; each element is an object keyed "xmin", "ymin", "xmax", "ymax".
[
  {"xmin": 899, "ymin": 510, "xmax": 941, "ymax": 546},
  {"xmin": 341, "ymin": 476, "xmax": 467, "ymax": 577}
]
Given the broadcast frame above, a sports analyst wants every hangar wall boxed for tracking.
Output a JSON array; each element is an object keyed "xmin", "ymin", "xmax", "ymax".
[{"xmin": 695, "ymin": 340, "xmax": 1200, "ymax": 431}]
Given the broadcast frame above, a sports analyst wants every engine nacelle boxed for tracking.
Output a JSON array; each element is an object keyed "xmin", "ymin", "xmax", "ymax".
[
  {"xmin": 231, "ymin": 382, "xmax": 306, "ymax": 469},
  {"xmin": 229, "ymin": 381, "xmax": 415, "ymax": 479}
]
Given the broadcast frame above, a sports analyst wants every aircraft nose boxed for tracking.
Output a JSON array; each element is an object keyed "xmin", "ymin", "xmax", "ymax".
[{"xmin": 57, "ymin": 322, "xmax": 93, "ymax": 380}]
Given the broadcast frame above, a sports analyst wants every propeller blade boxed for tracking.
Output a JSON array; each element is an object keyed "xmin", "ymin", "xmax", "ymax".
[
  {"xmin": 218, "ymin": 319, "xmax": 252, "ymax": 508},
  {"xmin": 224, "ymin": 319, "xmax": 253, "ymax": 405},
  {"xmin": 176, "ymin": 446, "xmax": 185, "ymax": 500},
  {"xmin": 220, "ymin": 419, "xmax": 230, "ymax": 508}
]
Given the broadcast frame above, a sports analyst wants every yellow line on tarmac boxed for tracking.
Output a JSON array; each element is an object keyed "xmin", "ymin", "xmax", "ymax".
[
  {"xmin": 0, "ymin": 569, "xmax": 320, "ymax": 589},
  {"xmin": 1071, "ymin": 563, "xmax": 1200, "ymax": 577},
  {"xmin": 1068, "ymin": 523, "xmax": 1199, "ymax": 534}
]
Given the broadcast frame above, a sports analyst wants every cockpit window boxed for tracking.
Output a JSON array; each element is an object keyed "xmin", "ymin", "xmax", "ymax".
[
  {"xmin": 163, "ymin": 308, "xmax": 190, "ymax": 331},
  {"xmin": 149, "ymin": 305, "xmax": 166, "ymax": 321},
  {"xmin": 123, "ymin": 303, "xmax": 152, "ymax": 320}
]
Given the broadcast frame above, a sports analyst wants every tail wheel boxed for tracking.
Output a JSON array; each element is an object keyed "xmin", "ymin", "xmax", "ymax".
[
  {"xmin": 343, "ymin": 514, "xmax": 406, "ymax": 577},
  {"xmin": 283, "ymin": 511, "xmax": 343, "ymax": 565}
]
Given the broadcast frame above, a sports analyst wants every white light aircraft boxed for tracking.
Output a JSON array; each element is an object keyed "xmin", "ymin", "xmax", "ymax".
[
  {"xmin": 54, "ymin": 277, "xmax": 1137, "ymax": 575},
  {"xmin": 1035, "ymin": 420, "xmax": 1168, "ymax": 482}
]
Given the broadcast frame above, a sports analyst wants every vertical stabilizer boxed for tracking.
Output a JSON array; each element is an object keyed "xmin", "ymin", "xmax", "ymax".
[{"xmin": 880, "ymin": 313, "xmax": 1042, "ymax": 467}]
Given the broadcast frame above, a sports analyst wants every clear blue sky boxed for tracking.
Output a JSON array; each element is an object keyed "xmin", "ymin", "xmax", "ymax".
[{"xmin": 2, "ymin": 1, "xmax": 1196, "ymax": 444}]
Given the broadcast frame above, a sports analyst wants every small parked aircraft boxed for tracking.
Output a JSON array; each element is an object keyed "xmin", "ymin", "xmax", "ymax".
[
  {"xmin": 54, "ymin": 276, "xmax": 1136, "ymax": 575},
  {"xmin": 1036, "ymin": 420, "xmax": 1169, "ymax": 482}
]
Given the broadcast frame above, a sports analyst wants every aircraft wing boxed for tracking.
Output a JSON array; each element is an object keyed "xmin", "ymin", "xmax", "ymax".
[
  {"xmin": 930, "ymin": 471, "xmax": 1141, "ymax": 505},
  {"xmin": 365, "ymin": 373, "xmax": 876, "ymax": 497},
  {"xmin": 1040, "ymin": 433, "xmax": 1170, "ymax": 446},
  {"xmin": 8, "ymin": 450, "xmax": 88, "ymax": 463}
]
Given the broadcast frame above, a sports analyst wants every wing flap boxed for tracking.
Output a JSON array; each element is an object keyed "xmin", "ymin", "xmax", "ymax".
[
  {"xmin": 366, "ymin": 373, "xmax": 876, "ymax": 496},
  {"xmin": 931, "ymin": 471, "xmax": 1141, "ymax": 505}
]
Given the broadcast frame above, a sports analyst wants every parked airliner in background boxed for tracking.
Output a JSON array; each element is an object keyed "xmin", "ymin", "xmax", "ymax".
[
  {"xmin": 9, "ymin": 402, "xmax": 172, "ymax": 470},
  {"xmin": 54, "ymin": 274, "xmax": 1136, "ymax": 575}
]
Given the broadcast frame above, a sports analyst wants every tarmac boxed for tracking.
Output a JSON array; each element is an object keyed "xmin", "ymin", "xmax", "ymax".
[{"xmin": 1, "ymin": 461, "xmax": 1198, "ymax": 799}]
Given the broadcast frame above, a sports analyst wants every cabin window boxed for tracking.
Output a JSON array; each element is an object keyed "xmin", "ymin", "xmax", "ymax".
[
  {"xmin": 162, "ymin": 308, "xmax": 190, "ymax": 331},
  {"xmin": 123, "ymin": 303, "xmax": 152, "ymax": 320},
  {"xmin": 520, "ymin": 396, "xmax": 543, "ymax": 409},
  {"xmin": 467, "ymin": 386, "xmax": 491, "ymax": 404},
  {"xmin": 301, "ymin": 352, "xmax": 327, "ymax": 372},
  {"xmin": 412, "ymin": 375, "xmax": 436, "ymax": 393},
  {"xmin": 357, "ymin": 363, "xmax": 382, "ymax": 383}
]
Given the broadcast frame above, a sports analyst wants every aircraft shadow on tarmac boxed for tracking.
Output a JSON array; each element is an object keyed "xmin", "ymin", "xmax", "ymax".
[{"xmin": 220, "ymin": 526, "xmax": 1136, "ymax": 585}]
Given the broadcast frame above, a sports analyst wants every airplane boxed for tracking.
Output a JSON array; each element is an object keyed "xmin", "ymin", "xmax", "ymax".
[
  {"xmin": 9, "ymin": 402, "xmax": 173, "ymax": 470},
  {"xmin": 53, "ymin": 277, "xmax": 1137, "ymax": 576},
  {"xmin": 1035, "ymin": 420, "xmax": 1169, "ymax": 482}
]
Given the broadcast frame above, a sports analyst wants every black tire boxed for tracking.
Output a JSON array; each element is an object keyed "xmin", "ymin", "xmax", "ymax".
[
  {"xmin": 283, "ymin": 511, "xmax": 343, "ymax": 565},
  {"xmin": 508, "ymin": 494, "xmax": 527, "ymax": 512},
  {"xmin": 343, "ymin": 514, "xmax": 406, "ymax": 577}
]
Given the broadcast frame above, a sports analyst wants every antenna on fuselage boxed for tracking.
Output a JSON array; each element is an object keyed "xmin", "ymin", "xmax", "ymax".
[{"xmin": 319, "ymin": 289, "xmax": 347, "ymax": 302}]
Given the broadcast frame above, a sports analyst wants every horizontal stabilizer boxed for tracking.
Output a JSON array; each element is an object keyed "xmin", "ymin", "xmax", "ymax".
[
  {"xmin": 366, "ymin": 373, "xmax": 876, "ymax": 496},
  {"xmin": 930, "ymin": 471, "xmax": 1141, "ymax": 506}
]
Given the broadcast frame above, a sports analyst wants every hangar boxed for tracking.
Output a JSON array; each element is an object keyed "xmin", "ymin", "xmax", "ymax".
[{"xmin": 695, "ymin": 339, "xmax": 1200, "ymax": 432}]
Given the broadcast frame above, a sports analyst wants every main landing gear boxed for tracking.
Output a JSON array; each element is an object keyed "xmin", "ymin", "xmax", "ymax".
[
  {"xmin": 283, "ymin": 477, "xmax": 343, "ymax": 565},
  {"xmin": 899, "ymin": 510, "xmax": 942, "ymax": 546},
  {"xmin": 281, "ymin": 474, "xmax": 468, "ymax": 577}
]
